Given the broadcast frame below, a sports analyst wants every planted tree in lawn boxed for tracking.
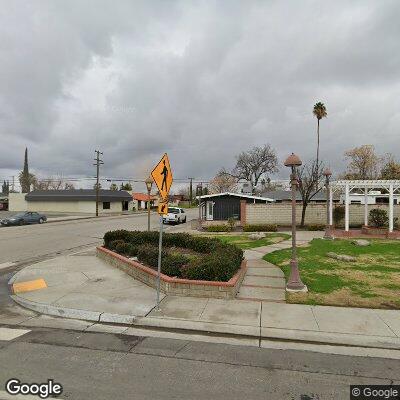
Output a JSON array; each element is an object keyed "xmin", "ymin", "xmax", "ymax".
[{"xmin": 297, "ymin": 160, "xmax": 325, "ymax": 227}]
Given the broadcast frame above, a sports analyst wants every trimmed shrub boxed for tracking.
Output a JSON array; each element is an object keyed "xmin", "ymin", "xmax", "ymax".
[
  {"xmin": 333, "ymin": 206, "xmax": 345, "ymax": 226},
  {"xmin": 104, "ymin": 230, "xmax": 243, "ymax": 281},
  {"xmin": 227, "ymin": 217, "xmax": 236, "ymax": 231},
  {"xmin": 369, "ymin": 209, "xmax": 389, "ymax": 228},
  {"xmin": 243, "ymin": 224, "xmax": 277, "ymax": 232},
  {"xmin": 162, "ymin": 253, "xmax": 190, "ymax": 277},
  {"xmin": 307, "ymin": 224, "xmax": 326, "ymax": 231},
  {"xmin": 137, "ymin": 244, "xmax": 164, "ymax": 268},
  {"xmin": 206, "ymin": 225, "xmax": 231, "ymax": 232}
]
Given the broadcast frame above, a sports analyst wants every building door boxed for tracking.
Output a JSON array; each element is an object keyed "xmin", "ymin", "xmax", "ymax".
[{"xmin": 206, "ymin": 201, "xmax": 214, "ymax": 220}]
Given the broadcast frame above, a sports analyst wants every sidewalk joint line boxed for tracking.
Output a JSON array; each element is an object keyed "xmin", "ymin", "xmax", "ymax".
[{"xmin": 310, "ymin": 307, "xmax": 321, "ymax": 331}]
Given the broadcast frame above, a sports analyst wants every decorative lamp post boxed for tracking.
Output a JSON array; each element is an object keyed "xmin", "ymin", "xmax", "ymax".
[
  {"xmin": 284, "ymin": 153, "xmax": 307, "ymax": 292},
  {"xmin": 145, "ymin": 176, "xmax": 153, "ymax": 231},
  {"xmin": 323, "ymin": 168, "xmax": 333, "ymax": 239}
]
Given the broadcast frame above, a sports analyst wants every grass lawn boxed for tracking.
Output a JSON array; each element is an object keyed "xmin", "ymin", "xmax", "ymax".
[
  {"xmin": 207, "ymin": 233, "xmax": 291, "ymax": 249},
  {"xmin": 264, "ymin": 238, "xmax": 400, "ymax": 309}
]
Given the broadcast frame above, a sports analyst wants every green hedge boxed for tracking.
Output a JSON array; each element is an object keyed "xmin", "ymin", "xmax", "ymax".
[
  {"xmin": 243, "ymin": 224, "xmax": 277, "ymax": 232},
  {"xmin": 306, "ymin": 224, "xmax": 326, "ymax": 231},
  {"xmin": 205, "ymin": 225, "xmax": 231, "ymax": 232},
  {"xmin": 103, "ymin": 230, "xmax": 243, "ymax": 281}
]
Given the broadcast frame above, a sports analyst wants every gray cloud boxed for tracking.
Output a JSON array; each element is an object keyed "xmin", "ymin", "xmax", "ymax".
[{"xmin": 0, "ymin": 0, "xmax": 399, "ymax": 189}]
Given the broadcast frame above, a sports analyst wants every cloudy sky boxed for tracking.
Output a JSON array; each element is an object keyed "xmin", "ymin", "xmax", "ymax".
[{"xmin": 0, "ymin": 0, "xmax": 399, "ymax": 190}]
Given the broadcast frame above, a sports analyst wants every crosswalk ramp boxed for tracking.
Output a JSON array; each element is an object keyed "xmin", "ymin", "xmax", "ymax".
[{"xmin": 0, "ymin": 327, "xmax": 30, "ymax": 341}]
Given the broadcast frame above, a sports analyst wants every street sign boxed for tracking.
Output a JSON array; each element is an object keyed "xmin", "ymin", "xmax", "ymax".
[
  {"xmin": 151, "ymin": 153, "xmax": 173, "ymax": 200},
  {"xmin": 158, "ymin": 198, "xmax": 169, "ymax": 215}
]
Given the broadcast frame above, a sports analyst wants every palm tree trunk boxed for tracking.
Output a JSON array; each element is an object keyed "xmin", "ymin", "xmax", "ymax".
[{"xmin": 316, "ymin": 118, "xmax": 320, "ymax": 168}]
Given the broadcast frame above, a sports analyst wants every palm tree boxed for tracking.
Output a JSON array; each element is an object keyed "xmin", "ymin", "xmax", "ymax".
[{"xmin": 313, "ymin": 102, "xmax": 327, "ymax": 169}]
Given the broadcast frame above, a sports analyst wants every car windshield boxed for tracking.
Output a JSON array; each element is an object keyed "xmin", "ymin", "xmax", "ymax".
[{"xmin": 168, "ymin": 208, "xmax": 179, "ymax": 214}]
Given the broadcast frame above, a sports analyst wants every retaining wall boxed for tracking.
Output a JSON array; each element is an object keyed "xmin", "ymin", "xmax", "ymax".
[{"xmin": 97, "ymin": 246, "xmax": 247, "ymax": 299}]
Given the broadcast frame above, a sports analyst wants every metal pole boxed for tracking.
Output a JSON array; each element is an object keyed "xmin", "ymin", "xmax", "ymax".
[
  {"xmin": 95, "ymin": 151, "xmax": 100, "ymax": 217},
  {"xmin": 156, "ymin": 215, "xmax": 163, "ymax": 310},
  {"xmin": 147, "ymin": 187, "xmax": 151, "ymax": 231},
  {"xmin": 188, "ymin": 177, "xmax": 193, "ymax": 208},
  {"xmin": 291, "ymin": 167, "xmax": 297, "ymax": 264}
]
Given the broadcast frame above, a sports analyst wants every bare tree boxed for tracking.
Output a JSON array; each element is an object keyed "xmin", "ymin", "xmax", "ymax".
[
  {"xmin": 33, "ymin": 176, "xmax": 75, "ymax": 190},
  {"xmin": 209, "ymin": 170, "xmax": 237, "ymax": 193},
  {"xmin": 343, "ymin": 145, "xmax": 381, "ymax": 180},
  {"xmin": 297, "ymin": 160, "xmax": 325, "ymax": 227},
  {"xmin": 228, "ymin": 145, "xmax": 278, "ymax": 191}
]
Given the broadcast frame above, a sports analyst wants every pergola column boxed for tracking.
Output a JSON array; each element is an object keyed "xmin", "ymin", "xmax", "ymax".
[
  {"xmin": 364, "ymin": 187, "xmax": 368, "ymax": 226},
  {"xmin": 389, "ymin": 184, "xmax": 394, "ymax": 232},
  {"xmin": 345, "ymin": 183, "xmax": 350, "ymax": 232},
  {"xmin": 329, "ymin": 187, "xmax": 333, "ymax": 226}
]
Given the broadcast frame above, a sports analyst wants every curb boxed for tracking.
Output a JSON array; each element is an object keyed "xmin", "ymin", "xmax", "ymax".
[
  {"xmin": 46, "ymin": 211, "xmax": 149, "ymax": 224},
  {"xmin": 10, "ymin": 294, "xmax": 400, "ymax": 351},
  {"xmin": 10, "ymin": 295, "xmax": 136, "ymax": 325}
]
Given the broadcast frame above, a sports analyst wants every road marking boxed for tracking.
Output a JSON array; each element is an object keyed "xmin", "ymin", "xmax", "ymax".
[
  {"xmin": 0, "ymin": 262, "xmax": 15, "ymax": 270},
  {"xmin": 0, "ymin": 327, "xmax": 30, "ymax": 341},
  {"xmin": 13, "ymin": 279, "xmax": 47, "ymax": 293},
  {"xmin": 0, "ymin": 390, "xmax": 63, "ymax": 399}
]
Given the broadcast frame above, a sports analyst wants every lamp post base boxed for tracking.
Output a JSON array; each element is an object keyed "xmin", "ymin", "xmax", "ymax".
[
  {"xmin": 324, "ymin": 225, "xmax": 334, "ymax": 240},
  {"xmin": 286, "ymin": 285, "xmax": 308, "ymax": 293},
  {"xmin": 286, "ymin": 259, "xmax": 307, "ymax": 292}
]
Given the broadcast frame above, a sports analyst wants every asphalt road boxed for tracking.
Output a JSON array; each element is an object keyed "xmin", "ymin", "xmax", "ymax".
[
  {"xmin": 0, "ymin": 209, "xmax": 199, "ymax": 265},
  {"xmin": 0, "ymin": 326, "xmax": 398, "ymax": 400}
]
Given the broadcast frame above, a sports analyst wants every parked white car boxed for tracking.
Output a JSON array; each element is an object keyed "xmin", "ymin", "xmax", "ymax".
[{"xmin": 162, "ymin": 207, "xmax": 187, "ymax": 224}]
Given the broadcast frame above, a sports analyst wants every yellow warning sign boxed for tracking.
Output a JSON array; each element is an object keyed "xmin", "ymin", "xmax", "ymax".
[
  {"xmin": 158, "ymin": 198, "xmax": 169, "ymax": 215},
  {"xmin": 151, "ymin": 153, "xmax": 173, "ymax": 200}
]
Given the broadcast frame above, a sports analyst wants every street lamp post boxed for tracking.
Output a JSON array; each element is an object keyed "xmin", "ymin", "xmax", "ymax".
[
  {"xmin": 145, "ymin": 176, "xmax": 153, "ymax": 231},
  {"xmin": 323, "ymin": 168, "xmax": 333, "ymax": 239},
  {"xmin": 284, "ymin": 153, "xmax": 307, "ymax": 292}
]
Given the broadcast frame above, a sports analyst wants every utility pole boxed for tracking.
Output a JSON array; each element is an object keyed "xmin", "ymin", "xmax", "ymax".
[
  {"xmin": 93, "ymin": 150, "xmax": 104, "ymax": 217},
  {"xmin": 188, "ymin": 177, "xmax": 194, "ymax": 208},
  {"xmin": 11, "ymin": 176, "xmax": 15, "ymax": 192}
]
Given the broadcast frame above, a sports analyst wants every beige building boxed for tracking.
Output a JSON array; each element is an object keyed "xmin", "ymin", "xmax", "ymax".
[{"xmin": 9, "ymin": 190, "xmax": 132, "ymax": 214}]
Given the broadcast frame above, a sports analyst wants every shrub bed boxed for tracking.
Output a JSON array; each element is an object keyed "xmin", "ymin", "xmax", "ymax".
[
  {"xmin": 205, "ymin": 225, "xmax": 231, "ymax": 232},
  {"xmin": 243, "ymin": 224, "xmax": 278, "ymax": 232},
  {"xmin": 306, "ymin": 224, "xmax": 326, "ymax": 231},
  {"xmin": 104, "ymin": 230, "xmax": 243, "ymax": 281}
]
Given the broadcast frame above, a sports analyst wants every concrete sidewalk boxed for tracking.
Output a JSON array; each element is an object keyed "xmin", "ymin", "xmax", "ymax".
[{"xmin": 8, "ymin": 241, "xmax": 400, "ymax": 350}]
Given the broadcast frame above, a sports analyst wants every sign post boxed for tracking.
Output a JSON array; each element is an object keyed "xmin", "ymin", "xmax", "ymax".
[{"xmin": 151, "ymin": 153, "xmax": 173, "ymax": 310}]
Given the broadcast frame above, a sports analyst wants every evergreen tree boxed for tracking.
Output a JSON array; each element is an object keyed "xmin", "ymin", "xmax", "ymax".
[{"xmin": 19, "ymin": 148, "xmax": 35, "ymax": 192}]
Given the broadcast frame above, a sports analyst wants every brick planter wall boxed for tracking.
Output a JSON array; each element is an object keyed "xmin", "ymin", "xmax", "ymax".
[{"xmin": 96, "ymin": 246, "xmax": 247, "ymax": 299}]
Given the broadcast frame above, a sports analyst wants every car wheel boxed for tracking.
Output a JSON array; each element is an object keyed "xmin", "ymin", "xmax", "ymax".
[
  {"xmin": 39, "ymin": 218, "xmax": 44, "ymax": 224},
  {"xmin": 183, "ymin": 217, "xmax": 187, "ymax": 223},
  {"xmin": 18, "ymin": 220, "xmax": 24, "ymax": 226}
]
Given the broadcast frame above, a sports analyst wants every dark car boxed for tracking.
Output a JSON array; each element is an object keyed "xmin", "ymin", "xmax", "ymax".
[{"xmin": 1, "ymin": 212, "xmax": 47, "ymax": 226}]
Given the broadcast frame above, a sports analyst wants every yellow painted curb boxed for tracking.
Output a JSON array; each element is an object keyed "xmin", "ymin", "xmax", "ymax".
[{"xmin": 13, "ymin": 278, "xmax": 47, "ymax": 293}]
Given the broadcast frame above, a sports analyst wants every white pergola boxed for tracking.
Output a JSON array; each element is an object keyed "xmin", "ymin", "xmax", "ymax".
[{"xmin": 329, "ymin": 180, "xmax": 400, "ymax": 232}]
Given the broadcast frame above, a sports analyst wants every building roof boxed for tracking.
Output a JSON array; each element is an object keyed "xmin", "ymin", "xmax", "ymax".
[
  {"xmin": 25, "ymin": 189, "xmax": 132, "ymax": 202},
  {"xmin": 261, "ymin": 190, "xmax": 340, "ymax": 202},
  {"xmin": 196, "ymin": 192, "xmax": 274, "ymax": 202},
  {"xmin": 132, "ymin": 192, "xmax": 158, "ymax": 201}
]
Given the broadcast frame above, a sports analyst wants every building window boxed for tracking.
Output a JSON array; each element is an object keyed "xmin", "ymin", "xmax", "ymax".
[{"xmin": 103, "ymin": 202, "xmax": 111, "ymax": 210}]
